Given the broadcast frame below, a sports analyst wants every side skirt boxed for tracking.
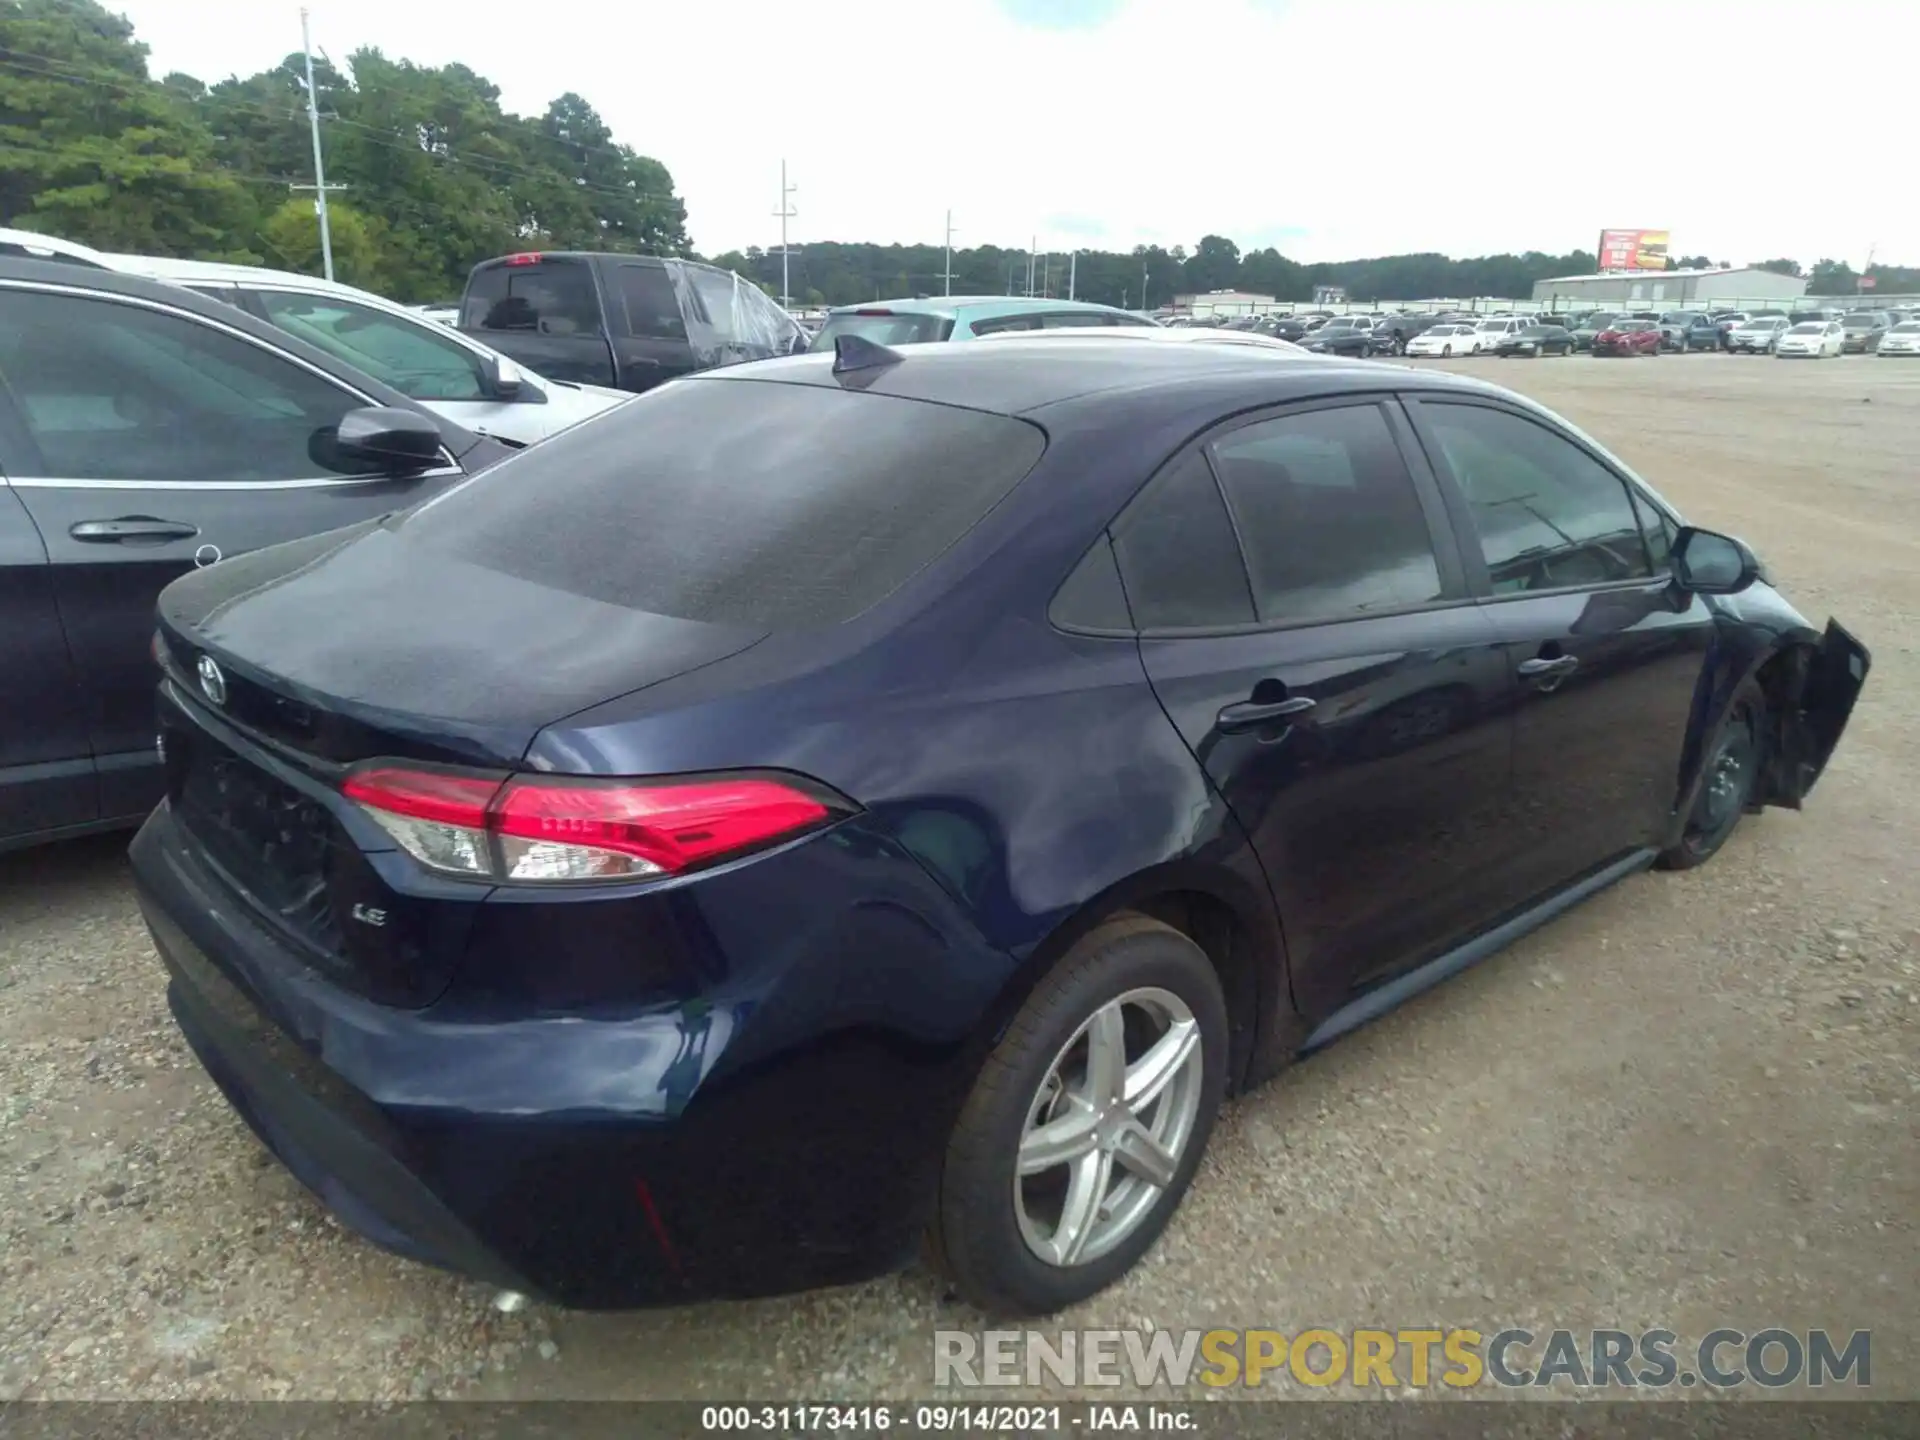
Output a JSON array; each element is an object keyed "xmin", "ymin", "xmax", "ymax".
[{"xmin": 1299, "ymin": 848, "xmax": 1657, "ymax": 1054}]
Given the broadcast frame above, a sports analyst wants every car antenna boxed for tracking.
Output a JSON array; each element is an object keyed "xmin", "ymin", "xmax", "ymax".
[{"xmin": 832, "ymin": 334, "xmax": 906, "ymax": 375}]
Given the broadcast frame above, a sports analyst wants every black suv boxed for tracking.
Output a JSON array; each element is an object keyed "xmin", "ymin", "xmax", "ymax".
[{"xmin": 458, "ymin": 252, "xmax": 807, "ymax": 394}]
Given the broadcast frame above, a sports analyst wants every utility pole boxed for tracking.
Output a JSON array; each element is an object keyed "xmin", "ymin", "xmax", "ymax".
[
  {"xmin": 944, "ymin": 210, "xmax": 955, "ymax": 297},
  {"xmin": 1027, "ymin": 237, "xmax": 1036, "ymax": 297},
  {"xmin": 296, "ymin": 8, "xmax": 339, "ymax": 281},
  {"xmin": 1042, "ymin": 252, "xmax": 1051, "ymax": 299},
  {"xmin": 1068, "ymin": 250, "xmax": 1077, "ymax": 301},
  {"xmin": 1141, "ymin": 256, "xmax": 1149, "ymax": 311},
  {"xmin": 773, "ymin": 161, "xmax": 798, "ymax": 309}
]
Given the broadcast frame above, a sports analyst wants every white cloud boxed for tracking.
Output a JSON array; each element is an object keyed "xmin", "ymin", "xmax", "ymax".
[{"xmin": 111, "ymin": 0, "xmax": 1915, "ymax": 266}]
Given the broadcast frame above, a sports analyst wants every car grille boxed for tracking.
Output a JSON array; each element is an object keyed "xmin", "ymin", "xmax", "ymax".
[{"xmin": 168, "ymin": 717, "xmax": 346, "ymax": 964}]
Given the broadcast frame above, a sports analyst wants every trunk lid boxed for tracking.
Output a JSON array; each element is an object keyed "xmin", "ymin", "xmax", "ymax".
[
  {"xmin": 154, "ymin": 520, "xmax": 765, "ymax": 1008},
  {"xmin": 158, "ymin": 520, "xmax": 767, "ymax": 769}
]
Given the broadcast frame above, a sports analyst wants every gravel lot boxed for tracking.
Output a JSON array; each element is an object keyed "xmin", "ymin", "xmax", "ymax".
[{"xmin": 2, "ymin": 351, "xmax": 1916, "ymax": 1404}]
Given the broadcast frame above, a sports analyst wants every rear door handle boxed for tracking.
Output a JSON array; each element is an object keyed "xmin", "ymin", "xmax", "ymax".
[
  {"xmin": 69, "ymin": 517, "xmax": 200, "ymax": 544},
  {"xmin": 1517, "ymin": 655, "xmax": 1579, "ymax": 678},
  {"xmin": 1217, "ymin": 696, "xmax": 1316, "ymax": 731}
]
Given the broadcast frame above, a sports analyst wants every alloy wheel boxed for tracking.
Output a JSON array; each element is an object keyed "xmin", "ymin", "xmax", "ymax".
[{"xmin": 1014, "ymin": 987, "xmax": 1205, "ymax": 1267}]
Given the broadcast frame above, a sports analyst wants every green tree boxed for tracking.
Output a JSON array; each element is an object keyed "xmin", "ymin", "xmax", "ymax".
[
  {"xmin": 1183, "ymin": 234, "xmax": 1241, "ymax": 293},
  {"xmin": 1807, "ymin": 258, "xmax": 1857, "ymax": 296},
  {"xmin": 1755, "ymin": 257, "xmax": 1803, "ymax": 277},
  {"xmin": 255, "ymin": 196, "xmax": 384, "ymax": 288},
  {"xmin": 0, "ymin": 0, "xmax": 257, "ymax": 255}
]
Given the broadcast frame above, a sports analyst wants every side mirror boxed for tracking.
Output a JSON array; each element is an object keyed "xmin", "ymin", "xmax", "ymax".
[
  {"xmin": 1671, "ymin": 525, "xmax": 1759, "ymax": 595},
  {"xmin": 487, "ymin": 354, "xmax": 525, "ymax": 398},
  {"xmin": 331, "ymin": 406, "xmax": 444, "ymax": 474}
]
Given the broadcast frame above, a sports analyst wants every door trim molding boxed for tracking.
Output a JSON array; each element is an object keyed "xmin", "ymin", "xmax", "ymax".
[{"xmin": 7, "ymin": 469, "xmax": 464, "ymax": 492}]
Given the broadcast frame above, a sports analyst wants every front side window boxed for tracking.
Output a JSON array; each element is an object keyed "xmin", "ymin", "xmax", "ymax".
[
  {"xmin": 1209, "ymin": 404, "xmax": 1444, "ymax": 624},
  {"xmin": 0, "ymin": 290, "xmax": 377, "ymax": 482},
  {"xmin": 256, "ymin": 291, "xmax": 486, "ymax": 401},
  {"xmin": 1421, "ymin": 402, "xmax": 1653, "ymax": 594},
  {"xmin": 677, "ymin": 266, "xmax": 803, "ymax": 358}
]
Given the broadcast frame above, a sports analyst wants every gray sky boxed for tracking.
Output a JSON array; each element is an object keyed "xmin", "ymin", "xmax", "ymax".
[{"xmin": 109, "ymin": 0, "xmax": 1914, "ymax": 267}]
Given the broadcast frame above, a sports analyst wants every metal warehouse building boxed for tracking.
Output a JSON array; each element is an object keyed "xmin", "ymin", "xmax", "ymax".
[{"xmin": 1532, "ymin": 266, "xmax": 1808, "ymax": 308}]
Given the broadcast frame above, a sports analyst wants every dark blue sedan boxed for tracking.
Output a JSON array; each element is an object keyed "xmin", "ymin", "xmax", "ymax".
[{"xmin": 134, "ymin": 335, "xmax": 1868, "ymax": 1315}]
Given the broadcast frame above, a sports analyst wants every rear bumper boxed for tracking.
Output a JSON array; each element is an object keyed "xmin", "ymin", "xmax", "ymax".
[{"xmin": 133, "ymin": 801, "xmax": 1003, "ymax": 1307}]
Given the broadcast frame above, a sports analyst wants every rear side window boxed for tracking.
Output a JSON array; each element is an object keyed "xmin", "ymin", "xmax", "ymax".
[
  {"xmin": 809, "ymin": 312, "xmax": 951, "ymax": 349},
  {"xmin": 1111, "ymin": 453, "xmax": 1255, "ymax": 629},
  {"xmin": 403, "ymin": 379, "xmax": 1045, "ymax": 628},
  {"xmin": 968, "ymin": 313, "xmax": 1041, "ymax": 337},
  {"xmin": 1209, "ymin": 405, "xmax": 1444, "ymax": 623},
  {"xmin": 462, "ymin": 259, "xmax": 603, "ymax": 336},
  {"xmin": 614, "ymin": 263, "xmax": 687, "ymax": 341}
]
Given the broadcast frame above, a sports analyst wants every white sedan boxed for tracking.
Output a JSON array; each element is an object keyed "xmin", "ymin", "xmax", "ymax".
[
  {"xmin": 1775, "ymin": 320, "xmax": 1844, "ymax": 358},
  {"xmin": 100, "ymin": 254, "xmax": 630, "ymax": 445},
  {"xmin": 1406, "ymin": 323, "xmax": 1484, "ymax": 357},
  {"xmin": 1877, "ymin": 321, "xmax": 1920, "ymax": 356}
]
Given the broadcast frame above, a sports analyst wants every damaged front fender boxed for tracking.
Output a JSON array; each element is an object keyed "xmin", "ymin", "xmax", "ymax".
[{"xmin": 1758, "ymin": 620, "xmax": 1871, "ymax": 808}]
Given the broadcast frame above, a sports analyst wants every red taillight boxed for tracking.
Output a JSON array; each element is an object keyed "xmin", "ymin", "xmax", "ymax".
[
  {"xmin": 503, "ymin": 252, "xmax": 542, "ymax": 266},
  {"xmin": 343, "ymin": 767, "xmax": 502, "ymax": 828},
  {"xmin": 492, "ymin": 777, "xmax": 829, "ymax": 875},
  {"xmin": 343, "ymin": 765, "xmax": 843, "ymax": 884}
]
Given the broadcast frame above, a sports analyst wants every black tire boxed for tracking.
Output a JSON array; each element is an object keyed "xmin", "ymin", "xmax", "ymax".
[
  {"xmin": 1658, "ymin": 679, "xmax": 1765, "ymax": 871},
  {"xmin": 931, "ymin": 913, "xmax": 1229, "ymax": 1315},
  {"xmin": 1441, "ymin": 343, "xmax": 1452, "ymax": 356}
]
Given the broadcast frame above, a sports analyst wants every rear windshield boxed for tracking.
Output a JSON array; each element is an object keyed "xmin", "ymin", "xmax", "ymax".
[
  {"xmin": 1789, "ymin": 323, "xmax": 1826, "ymax": 334},
  {"xmin": 401, "ymin": 378, "xmax": 1046, "ymax": 627},
  {"xmin": 809, "ymin": 311, "xmax": 952, "ymax": 349},
  {"xmin": 1893, "ymin": 323, "xmax": 1920, "ymax": 334},
  {"xmin": 462, "ymin": 258, "xmax": 603, "ymax": 335}
]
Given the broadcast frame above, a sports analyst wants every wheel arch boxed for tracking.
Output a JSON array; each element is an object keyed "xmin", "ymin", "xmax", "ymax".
[
  {"xmin": 963, "ymin": 859, "xmax": 1297, "ymax": 1100},
  {"xmin": 1667, "ymin": 628, "xmax": 1825, "ymax": 845}
]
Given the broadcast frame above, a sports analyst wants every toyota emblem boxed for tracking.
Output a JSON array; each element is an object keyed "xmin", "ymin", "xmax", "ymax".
[{"xmin": 196, "ymin": 654, "xmax": 227, "ymax": 708}]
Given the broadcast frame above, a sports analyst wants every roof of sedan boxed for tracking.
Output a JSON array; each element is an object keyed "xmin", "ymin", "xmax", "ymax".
[
  {"xmin": 703, "ymin": 333, "xmax": 1507, "ymax": 416},
  {"xmin": 822, "ymin": 295, "xmax": 1140, "ymax": 318}
]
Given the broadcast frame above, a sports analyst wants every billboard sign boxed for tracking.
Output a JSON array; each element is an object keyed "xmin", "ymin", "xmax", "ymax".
[{"xmin": 1598, "ymin": 229, "xmax": 1671, "ymax": 271}]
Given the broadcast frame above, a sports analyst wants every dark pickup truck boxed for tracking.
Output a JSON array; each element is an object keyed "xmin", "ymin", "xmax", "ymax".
[{"xmin": 458, "ymin": 251, "xmax": 807, "ymax": 394}]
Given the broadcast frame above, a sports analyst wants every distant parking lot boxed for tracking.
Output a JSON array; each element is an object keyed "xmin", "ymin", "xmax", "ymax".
[{"xmin": 2, "ymin": 351, "xmax": 1916, "ymax": 1402}]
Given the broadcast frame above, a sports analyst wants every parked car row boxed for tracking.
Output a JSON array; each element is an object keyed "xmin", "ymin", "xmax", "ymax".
[{"xmin": 1177, "ymin": 301, "xmax": 1920, "ymax": 362}]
